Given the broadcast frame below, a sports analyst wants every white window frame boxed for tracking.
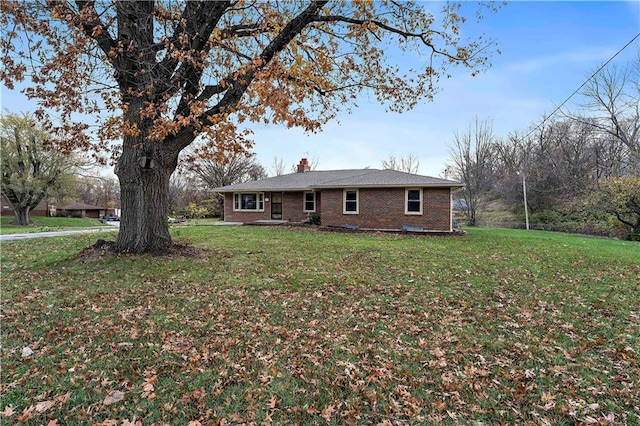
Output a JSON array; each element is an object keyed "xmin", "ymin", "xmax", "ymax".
[
  {"xmin": 405, "ymin": 188, "xmax": 423, "ymax": 215},
  {"xmin": 233, "ymin": 192, "xmax": 265, "ymax": 212},
  {"xmin": 303, "ymin": 191, "xmax": 316, "ymax": 213},
  {"xmin": 343, "ymin": 189, "xmax": 359, "ymax": 214}
]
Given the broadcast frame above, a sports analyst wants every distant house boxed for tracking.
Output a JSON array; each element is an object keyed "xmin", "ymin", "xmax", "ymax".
[
  {"xmin": 57, "ymin": 202, "xmax": 107, "ymax": 219},
  {"xmin": 215, "ymin": 158, "xmax": 463, "ymax": 232},
  {"xmin": 0, "ymin": 196, "xmax": 52, "ymax": 217},
  {"xmin": 452, "ymin": 198, "xmax": 468, "ymax": 211}
]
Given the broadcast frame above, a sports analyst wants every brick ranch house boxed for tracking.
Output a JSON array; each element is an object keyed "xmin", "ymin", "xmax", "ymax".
[
  {"xmin": 56, "ymin": 202, "xmax": 109, "ymax": 219},
  {"xmin": 215, "ymin": 159, "xmax": 463, "ymax": 232}
]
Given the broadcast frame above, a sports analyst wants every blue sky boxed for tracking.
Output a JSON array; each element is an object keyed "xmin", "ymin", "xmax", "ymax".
[{"xmin": 2, "ymin": 1, "xmax": 639, "ymax": 177}]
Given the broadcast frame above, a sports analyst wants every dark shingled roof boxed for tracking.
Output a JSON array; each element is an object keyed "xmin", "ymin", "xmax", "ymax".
[
  {"xmin": 215, "ymin": 169, "xmax": 462, "ymax": 192},
  {"xmin": 59, "ymin": 202, "xmax": 105, "ymax": 210}
]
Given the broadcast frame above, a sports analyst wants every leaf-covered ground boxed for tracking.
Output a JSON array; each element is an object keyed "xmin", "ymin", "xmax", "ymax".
[{"xmin": 1, "ymin": 227, "xmax": 639, "ymax": 425}]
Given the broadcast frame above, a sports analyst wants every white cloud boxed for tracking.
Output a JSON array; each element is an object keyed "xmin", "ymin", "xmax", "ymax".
[{"xmin": 504, "ymin": 49, "xmax": 618, "ymax": 74}]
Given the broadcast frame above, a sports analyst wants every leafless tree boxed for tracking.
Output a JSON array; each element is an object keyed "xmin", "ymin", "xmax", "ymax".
[
  {"xmin": 569, "ymin": 59, "xmax": 640, "ymax": 175},
  {"xmin": 186, "ymin": 150, "xmax": 267, "ymax": 215},
  {"xmin": 448, "ymin": 118, "xmax": 497, "ymax": 225},
  {"xmin": 76, "ymin": 176, "xmax": 121, "ymax": 208},
  {"xmin": 271, "ymin": 156, "xmax": 286, "ymax": 177},
  {"xmin": 189, "ymin": 152, "xmax": 266, "ymax": 189},
  {"xmin": 381, "ymin": 154, "xmax": 420, "ymax": 174}
]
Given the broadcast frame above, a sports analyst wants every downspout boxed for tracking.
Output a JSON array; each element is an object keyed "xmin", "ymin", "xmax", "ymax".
[{"xmin": 450, "ymin": 189, "xmax": 453, "ymax": 232}]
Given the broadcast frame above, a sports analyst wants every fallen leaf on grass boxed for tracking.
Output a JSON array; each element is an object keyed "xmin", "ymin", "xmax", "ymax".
[
  {"xmin": 35, "ymin": 400, "xmax": 54, "ymax": 413},
  {"xmin": 601, "ymin": 413, "xmax": 615, "ymax": 424},
  {"xmin": 431, "ymin": 347, "xmax": 445, "ymax": 358},
  {"xmin": 540, "ymin": 391, "xmax": 555, "ymax": 403},
  {"xmin": 103, "ymin": 390, "xmax": 124, "ymax": 405},
  {"xmin": 321, "ymin": 404, "xmax": 336, "ymax": 422},
  {"xmin": 141, "ymin": 369, "xmax": 158, "ymax": 400},
  {"xmin": 267, "ymin": 396, "xmax": 277, "ymax": 409},
  {"xmin": 54, "ymin": 392, "xmax": 71, "ymax": 405},
  {"xmin": 16, "ymin": 406, "xmax": 34, "ymax": 422},
  {"xmin": 142, "ymin": 381, "xmax": 156, "ymax": 400}
]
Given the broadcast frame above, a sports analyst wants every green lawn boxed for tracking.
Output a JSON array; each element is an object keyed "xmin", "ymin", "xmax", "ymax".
[
  {"xmin": 1, "ymin": 227, "xmax": 638, "ymax": 424},
  {"xmin": 0, "ymin": 216, "xmax": 108, "ymax": 234}
]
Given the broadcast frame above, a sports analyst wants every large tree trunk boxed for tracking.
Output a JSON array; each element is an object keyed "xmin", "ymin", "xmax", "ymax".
[
  {"xmin": 3, "ymin": 189, "xmax": 39, "ymax": 226},
  {"xmin": 11, "ymin": 207, "xmax": 33, "ymax": 226},
  {"xmin": 114, "ymin": 131, "xmax": 179, "ymax": 253}
]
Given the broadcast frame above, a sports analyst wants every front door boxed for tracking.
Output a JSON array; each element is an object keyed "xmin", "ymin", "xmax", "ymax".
[{"xmin": 271, "ymin": 192, "xmax": 282, "ymax": 220}]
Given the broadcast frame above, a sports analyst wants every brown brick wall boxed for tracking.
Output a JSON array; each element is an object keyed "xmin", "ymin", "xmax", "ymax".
[
  {"xmin": 224, "ymin": 188, "xmax": 452, "ymax": 231},
  {"xmin": 281, "ymin": 192, "xmax": 306, "ymax": 222},
  {"xmin": 223, "ymin": 191, "xmax": 318, "ymax": 223},
  {"xmin": 223, "ymin": 192, "xmax": 270, "ymax": 222},
  {"xmin": 320, "ymin": 187, "xmax": 452, "ymax": 231}
]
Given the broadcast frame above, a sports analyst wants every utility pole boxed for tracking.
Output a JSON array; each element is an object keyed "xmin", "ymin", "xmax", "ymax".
[{"xmin": 522, "ymin": 172, "xmax": 530, "ymax": 230}]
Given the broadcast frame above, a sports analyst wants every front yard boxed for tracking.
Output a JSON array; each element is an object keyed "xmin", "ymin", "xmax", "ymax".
[{"xmin": 1, "ymin": 227, "xmax": 638, "ymax": 424}]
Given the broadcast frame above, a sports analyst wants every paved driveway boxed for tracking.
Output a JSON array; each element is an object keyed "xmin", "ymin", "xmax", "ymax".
[{"xmin": 0, "ymin": 225, "xmax": 118, "ymax": 242}]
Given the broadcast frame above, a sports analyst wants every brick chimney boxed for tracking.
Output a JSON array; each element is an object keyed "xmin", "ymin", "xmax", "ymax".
[{"xmin": 296, "ymin": 158, "xmax": 310, "ymax": 173}]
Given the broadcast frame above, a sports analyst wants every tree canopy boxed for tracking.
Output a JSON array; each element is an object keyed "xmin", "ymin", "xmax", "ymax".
[
  {"xmin": 1, "ymin": 0, "xmax": 499, "ymax": 252},
  {"xmin": 593, "ymin": 175, "xmax": 640, "ymax": 240},
  {"xmin": 0, "ymin": 113, "xmax": 76, "ymax": 225}
]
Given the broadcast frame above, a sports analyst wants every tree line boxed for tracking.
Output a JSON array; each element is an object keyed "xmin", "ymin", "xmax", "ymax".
[{"xmin": 448, "ymin": 57, "xmax": 640, "ymax": 240}]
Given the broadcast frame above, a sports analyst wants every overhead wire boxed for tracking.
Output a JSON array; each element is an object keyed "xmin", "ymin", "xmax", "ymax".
[{"xmin": 520, "ymin": 31, "xmax": 640, "ymax": 142}]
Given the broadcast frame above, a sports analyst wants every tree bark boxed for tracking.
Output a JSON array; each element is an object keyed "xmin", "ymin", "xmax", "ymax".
[
  {"xmin": 114, "ymin": 97, "xmax": 180, "ymax": 253},
  {"xmin": 11, "ymin": 207, "xmax": 33, "ymax": 226},
  {"xmin": 114, "ymin": 144, "xmax": 177, "ymax": 253},
  {"xmin": 2, "ymin": 187, "xmax": 41, "ymax": 226}
]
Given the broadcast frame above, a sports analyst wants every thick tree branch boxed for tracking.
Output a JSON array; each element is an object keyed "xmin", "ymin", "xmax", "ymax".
[
  {"xmin": 201, "ymin": 1, "xmax": 329, "ymax": 120},
  {"xmin": 614, "ymin": 210, "xmax": 636, "ymax": 228},
  {"xmin": 60, "ymin": 1, "xmax": 118, "ymax": 62},
  {"xmin": 170, "ymin": 1, "xmax": 329, "ymax": 150},
  {"xmin": 157, "ymin": 1, "xmax": 230, "ymax": 96}
]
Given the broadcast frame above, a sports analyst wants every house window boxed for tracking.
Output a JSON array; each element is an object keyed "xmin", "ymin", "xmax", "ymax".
[
  {"xmin": 303, "ymin": 191, "xmax": 316, "ymax": 212},
  {"xmin": 343, "ymin": 189, "xmax": 359, "ymax": 214},
  {"xmin": 405, "ymin": 188, "xmax": 422, "ymax": 215},
  {"xmin": 233, "ymin": 192, "xmax": 264, "ymax": 211}
]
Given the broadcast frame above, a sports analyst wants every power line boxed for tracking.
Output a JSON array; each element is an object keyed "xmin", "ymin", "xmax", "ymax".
[{"xmin": 520, "ymin": 31, "xmax": 640, "ymax": 141}]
